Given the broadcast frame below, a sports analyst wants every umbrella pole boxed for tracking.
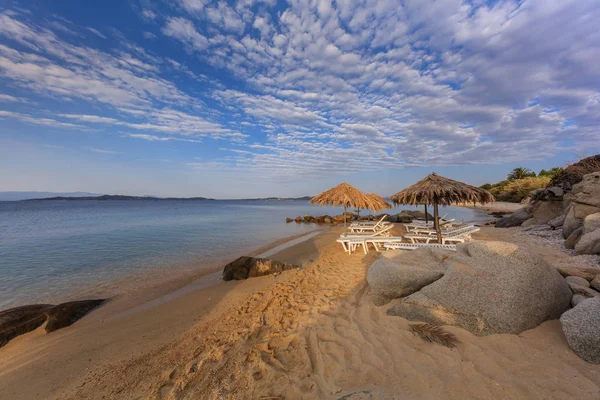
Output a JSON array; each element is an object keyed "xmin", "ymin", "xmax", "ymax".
[
  {"xmin": 424, "ymin": 204, "xmax": 428, "ymax": 224},
  {"xmin": 433, "ymin": 202, "xmax": 442, "ymax": 244},
  {"xmin": 344, "ymin": 205, "xmax": 347, "ymax": 229}
]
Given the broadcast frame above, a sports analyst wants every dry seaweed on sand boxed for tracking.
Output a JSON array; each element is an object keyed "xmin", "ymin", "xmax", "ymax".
[{"xmin": 409, "ymin": 323, "xmax": 458, "ymax": 348}]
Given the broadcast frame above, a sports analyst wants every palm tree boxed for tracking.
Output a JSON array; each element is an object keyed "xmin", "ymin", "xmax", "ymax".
[{"xmin": 507, "ymin": 167, "xmax": 536, "ymax": 181}]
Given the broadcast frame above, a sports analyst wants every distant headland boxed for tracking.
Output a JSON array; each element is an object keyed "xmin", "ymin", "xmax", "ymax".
[{"xmin": 20, "ymin": 195, "xmax": 312, "ymax": 201}]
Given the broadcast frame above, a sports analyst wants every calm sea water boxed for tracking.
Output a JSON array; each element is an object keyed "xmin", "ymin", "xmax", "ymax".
[{"xmin": 0, "ymin": 200, "xmax": 491, "ymax": 309}]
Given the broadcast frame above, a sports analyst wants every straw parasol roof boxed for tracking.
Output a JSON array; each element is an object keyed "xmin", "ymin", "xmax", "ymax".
[
  {"xmin": 310, "ymin": 182, "xmax": 378, "ymax": 209},
  {"xmin": 390, "ymin": 173, "xmax": 494, "ymax": 206},
  {"xmin": 367, "ymin": 193, "xmax": 391, "ymax": 212},
  {"xmin": 390, "ymin": 173, "xmax": 494, "ymax": 243},
  {"xmin": 310, "ymin": 182, "xmax": 380, "ymax": 227}
]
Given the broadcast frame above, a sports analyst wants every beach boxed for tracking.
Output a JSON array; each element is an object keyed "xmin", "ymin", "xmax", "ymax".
[{"xmin": 2, "ymin": 223, "xmax": 600, "ymax": 400}]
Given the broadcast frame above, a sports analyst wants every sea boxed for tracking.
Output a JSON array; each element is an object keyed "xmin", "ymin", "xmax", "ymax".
[{"xmin": 0, "ymin": 200, "xmax": 492, "ymax": 310}]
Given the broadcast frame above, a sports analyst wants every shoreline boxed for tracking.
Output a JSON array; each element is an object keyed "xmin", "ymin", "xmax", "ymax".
[
  {"xmin": 1, "ymin": 227, "xmax": 326, "ymax": 312},
  {"xmin": 455, "ymin": 200, "xmax": 523, "ymax": 213}
]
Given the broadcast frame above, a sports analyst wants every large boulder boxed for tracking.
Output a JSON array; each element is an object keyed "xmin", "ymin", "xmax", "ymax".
[
  {"xmin": 563, "ymin": 206, "xmax": 584, "ymax": 239},
  {"xmin": 222, "ymin": 256, "xmax": 298, "ymax": 281},
  {"xmin": 560, "ymin": 297, "xmax": 600, "ymax": 364},
  {"xmin": 565, "ymin": 227, "xmax": 584, "ymax": 249},
  {"xmin": 0, "ymin": 300, "xmax": 105, "ymax": 348},
  {"xmin": 387, "ymin": 241, "xmax": 571, "ymax": 335},
  {"xmin": 574, "ymin": 228, "xmax": 600, "ymax": 255},
  {"xmin": 583, "ymin": 213, "xmax": 600, "ymax": 234},
  {"xmin": 531, "ymin": 200, "xmax": 565, "ymax": 223},
  {"xmin": 495, "ymin": 207, "xmax": 532, "ymax": 228},
  {"xmin": 367, "ymin": 251, "xmax": 447, "ymax": 306}
]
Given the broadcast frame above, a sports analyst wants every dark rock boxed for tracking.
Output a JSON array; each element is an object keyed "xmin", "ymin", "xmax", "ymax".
[
  {"xmin": 0, "ymin": 304, "xmax": 52, "ymax": 348},
  {"xmin": 548, "ymin": 214, "xmax": 565, "ymax": 229},
  {"xmin": 295, "ymin": 216, "xmax": 302, "ymax": 223},
  {"xmin": 285, "ymin": 218, "xmax": 293, "ymax": 223},
  {"xmin": 0, "ymin": 300, "xmax": 105, "ymax": 348},
  {"xmin": 387, "ymin": 241, "xmax": 571, "ymax": 335},
  {"xmin": 303, "ymin": 215, "xmax": 314, "ymax": 223},
  {"xmin": 222, "ymin": 256, "xmax": 299, "ymax": 281},
  {"xmin": 495, "ymin": 207, "xmax": 532, "ymax": 228},
  {"xmin": 560, "ymin": 297, "xmax": 600, "ymax": 364},
  {"xmin": 489, "ymin": 211, "xmax": 510, "ymax": 218},
  {"xmin": 44, "ymin": 300, "xmax": 105, "ymax": 332}
]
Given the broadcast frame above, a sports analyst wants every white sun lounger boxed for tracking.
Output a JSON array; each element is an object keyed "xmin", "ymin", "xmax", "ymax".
[
  {"xmin": 337, "ymin": 235, "xmax": 404, "ymax": 254},
  {"xmin": 404, "ymin": 226, "xmax": 480, "ymax": 244},
  {"xmin": 341, "ymin": 224, "xmax": 393, "ymax": 237},
  {"xmin": 403, "ymin": 218, "xmax": 456, "ymax": 232},
  {"xmin": 407, "ymin": 221, "xmax": 466, "ymax": 235},
  {"xmin": 384, "ymin": 243, "xmax": 457, "ymax": 251},
  {"xmin": 350, "ymin": 215, "xmax": 388, "ymax": 228}
]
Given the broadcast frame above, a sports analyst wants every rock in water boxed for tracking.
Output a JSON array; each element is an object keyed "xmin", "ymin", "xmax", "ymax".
[
  {"xmin": 0, "ymin": 300, "xmax": 105, "ymax": 348},
  {"xmin": 387, "ymin": 241, "xmax": 571, "ymax": 335},
  {"xmin": 45, "ymin": 300, "xmax": 105, "ymax": 332},
  {"xmin": 367, "ymin": 251, "xmax": 446, "ymax": 305},
  {"xmin": 222, "ymin": 256, "xmax": 298, "ymax": 281},
  {"xmin": 560, "ymin": 297, "xmax": 600, "ymax": 364}
]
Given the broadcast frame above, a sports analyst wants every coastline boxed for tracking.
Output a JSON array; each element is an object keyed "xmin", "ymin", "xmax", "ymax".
[
  {"xmin": 455, "ymin": 200, "xmax": 523, "ymax": 213},
  {"xmin": 2, "ymin": 223, "xmax": 600, "ymax": 399}
]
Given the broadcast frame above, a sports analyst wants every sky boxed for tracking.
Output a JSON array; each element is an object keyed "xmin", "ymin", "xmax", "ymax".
[{"xmin": 0, "ymin": 0, "xmax": 599, "ymax": 198}]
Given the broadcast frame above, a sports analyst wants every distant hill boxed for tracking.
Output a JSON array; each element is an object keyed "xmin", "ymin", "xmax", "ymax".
[
  {"xmin": 239, "ymin": 196, "xmax": 312, "ymax": 201},
  {"xmin": 26, "ymin": 195, "xmax": 214, "ymax": 201},
  {"xmin": 0, "ymin": 191, "xmax": 100, "ymax": 201}
]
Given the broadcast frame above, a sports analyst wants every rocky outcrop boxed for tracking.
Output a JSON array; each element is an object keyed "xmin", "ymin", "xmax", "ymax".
[
  {"xmin": 560, "ymin": 297, "xmax": 600, "ymax": 364},
  {"xmin": 0, "ymin": 299, "xmax": 105, "ymax": 348},
  {"xmin": 367, "ymin": 251, "xmax": 446, "ymax": 306},
  {"xmin": 562, "ymin": 206, "xmax": 583, "ymax": 239},
  {"xmin": 222, "ymin": 256, "xmax": 298, "ymax": 281},
  {"xmin": 575, "ymin": 228, "xmax": 600, "ymax": 255},
  {"xmin": 386, "ymin": 241, "xmax": 571, "ymax": 335},
  {"xmin": 495, "ymin": 207, "xmax": 532, "ymax": 228}
]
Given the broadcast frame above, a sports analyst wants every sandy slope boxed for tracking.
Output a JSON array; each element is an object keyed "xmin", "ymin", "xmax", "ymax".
[{"xmin": 1, "ymin": 226, "xmax": 600, "ymax": 399}]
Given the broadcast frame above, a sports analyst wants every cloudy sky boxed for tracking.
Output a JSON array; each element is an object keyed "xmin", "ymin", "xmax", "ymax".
[{"xmin": 1, "ymin": 0, "xmax": 599, "ymax": 198}]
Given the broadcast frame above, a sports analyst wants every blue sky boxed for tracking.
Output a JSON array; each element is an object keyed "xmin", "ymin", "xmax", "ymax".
[{"xmin": 0, "ymin": 0, "xmax": 599, "ymax": 198}]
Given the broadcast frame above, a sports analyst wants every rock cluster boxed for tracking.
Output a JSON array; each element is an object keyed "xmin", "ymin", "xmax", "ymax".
[
  {"xmin": 222, "ymin": 256, "xmax": 299, "ymax": 281},
  {"xmin": 375, "ymin": 241, "xmax": 571, "ymax": 336},
  {"xmin": 495, "ymin": 171, "xmax": 600, "ymax": 255},
  {"xmin": 0, "ymin": 299, "xmax": 105, "ymax": 348},
  {"xmin": 285, "ymin": 210, "xmax": 432, "ymax": 225}
]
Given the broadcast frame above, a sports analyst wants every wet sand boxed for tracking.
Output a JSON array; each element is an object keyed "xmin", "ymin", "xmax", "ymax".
[{"xmin": 1, "ymin": 225, "xmax": 600, "ymax": 399}]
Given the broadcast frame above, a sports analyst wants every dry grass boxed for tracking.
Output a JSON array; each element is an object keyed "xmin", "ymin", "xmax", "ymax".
[
  {"xmin": 391, "ymin": 173, "xmax": 494, "ymax": 206},
  {"xmin": 503, "ymin": 176, "xmax": 551, "ymax": 200},
  {"xmin": 409, "ymin": 323, "xmax": 458, "ymax": 348}
]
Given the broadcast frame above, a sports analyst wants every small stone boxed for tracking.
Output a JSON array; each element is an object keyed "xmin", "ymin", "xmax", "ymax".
[
  {"xmin": 285, "ymin": 218, "xmax": 293, "ymax": 223},
  {"xmin": 565, "ymin": 276, "xmax": 590, "ymax": 288},
  {"xmin": 571, "ymin": 294, "xmax": 587, "ymax": 307},
  {"xmin": 591, "ymin": 275, "xmax": 600, "ymax": 291},
  {"xmin": 556, "ymin": 265, "xmax": 600, "ymax": 281},
  {"xmin": 569, "ymin": 283, "xmax": 600, "ymax": 298}
]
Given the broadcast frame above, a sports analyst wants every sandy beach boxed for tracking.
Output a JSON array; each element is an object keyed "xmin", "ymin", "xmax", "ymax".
[{"xmin": 1, "ymin": 223, "xmax": 599, "ymax": 400}]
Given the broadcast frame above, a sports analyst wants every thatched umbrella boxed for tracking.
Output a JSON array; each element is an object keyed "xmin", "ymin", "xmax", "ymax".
[
  {"xmin": 310, "ymin": 182, "xmax": 379, "ymax": 228},
  {"xmin": 390, "ymin": 173, "xmax": 494, "ymax": 243}
]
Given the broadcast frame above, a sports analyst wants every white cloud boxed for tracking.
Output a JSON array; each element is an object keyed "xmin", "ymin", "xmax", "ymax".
[
  {"xmin": 87, "ymin": 147, "xmax": 122, "ymax": 154},
  {"xmin": 161, "ymin": 17, "xmax": 209, "ymax": 51}
]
